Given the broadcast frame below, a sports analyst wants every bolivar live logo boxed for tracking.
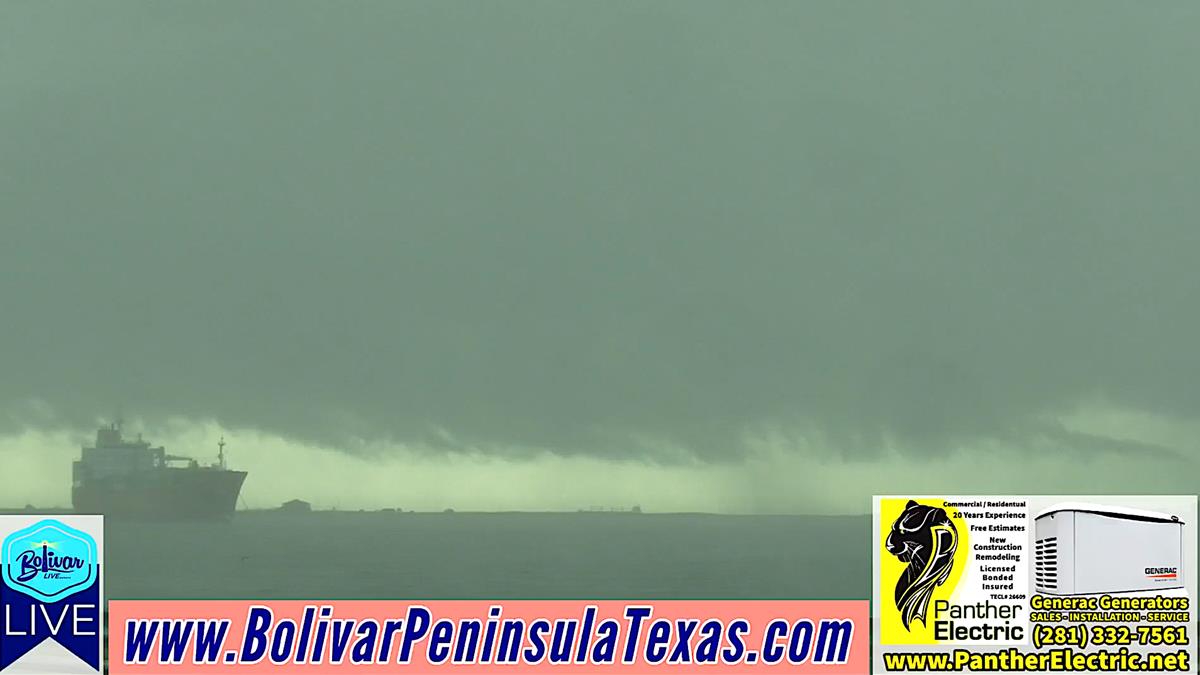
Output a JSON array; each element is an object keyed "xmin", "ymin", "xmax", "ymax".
[{"xmin": 1, "ymin": 517, "xmax": 102, "ymax": 673}]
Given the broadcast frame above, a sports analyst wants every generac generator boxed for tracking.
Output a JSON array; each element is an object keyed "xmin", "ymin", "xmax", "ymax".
[{"xmin": 1034, "ymin": 503, "xmax": 1184, "ymax": 595}]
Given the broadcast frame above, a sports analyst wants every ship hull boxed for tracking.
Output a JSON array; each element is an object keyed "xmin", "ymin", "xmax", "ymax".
[{"xmin": 72, "ymin": 468, "xmax": 247, "ymax": 521}]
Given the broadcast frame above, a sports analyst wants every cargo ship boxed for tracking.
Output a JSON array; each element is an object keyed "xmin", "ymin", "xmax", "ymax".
[{"xmin": 72, "ymin": 423, "xmax": 247, "ymax": 520}]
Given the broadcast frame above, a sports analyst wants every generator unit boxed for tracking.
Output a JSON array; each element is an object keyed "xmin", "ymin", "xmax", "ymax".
[{"xmin": 1034, "ymin": 503, "xmax": 1184, "ymax": 596}]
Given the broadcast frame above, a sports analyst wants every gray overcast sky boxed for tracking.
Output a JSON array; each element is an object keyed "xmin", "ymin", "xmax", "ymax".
[{"xmin": 2, "ymin": 2, "xmax": 1198, "ymax": 511}]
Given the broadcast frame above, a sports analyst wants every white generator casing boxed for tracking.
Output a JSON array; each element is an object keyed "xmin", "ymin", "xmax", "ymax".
[{"xmin": 1034, "ymin": 503, "xmax": 1184, "ymax": 595}]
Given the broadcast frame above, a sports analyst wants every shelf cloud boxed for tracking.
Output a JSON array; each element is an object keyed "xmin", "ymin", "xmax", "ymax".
[{"xmin": 2, "ymin": 2, "xmax": 1197, "ymax": 509}]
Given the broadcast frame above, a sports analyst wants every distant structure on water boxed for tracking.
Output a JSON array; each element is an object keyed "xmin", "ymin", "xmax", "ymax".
[
  {"xmin": 580, "ymin": 505, "xmax": 644, "ymax": 513},
  {"xmin": 72, "ymin": 422, "xmax": 247, "ymax": 521},
  {"xmin": 280, "ymin": 499, "xmax": 312, "ymax": 513}
]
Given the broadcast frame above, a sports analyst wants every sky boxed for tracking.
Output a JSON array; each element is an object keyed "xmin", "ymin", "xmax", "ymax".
[{"xmin": 1, "ymin": 1, "xmax": 1198, "ymax": 513}]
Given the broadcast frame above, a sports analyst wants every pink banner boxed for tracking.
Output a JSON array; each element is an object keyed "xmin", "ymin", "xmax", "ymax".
[{"xmin": 108, "ymin": 600, "xmax": 868, "ymax": 674}]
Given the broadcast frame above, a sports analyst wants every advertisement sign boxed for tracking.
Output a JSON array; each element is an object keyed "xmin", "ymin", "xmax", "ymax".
[
  {"xmin": 873, "ymin": 495, "xmax": 1196, "ymax": 673},
  {"xmin": 108, "ymin": 600, "xmax": 869, "ymax": 674}
]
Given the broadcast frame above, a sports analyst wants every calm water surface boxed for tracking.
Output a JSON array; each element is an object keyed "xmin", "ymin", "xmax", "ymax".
[{"xmin": 106, "ymin": 512, "xmax": 870, "ymax": 599}]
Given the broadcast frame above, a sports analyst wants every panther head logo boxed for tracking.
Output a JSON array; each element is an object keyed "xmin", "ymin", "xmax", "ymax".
[{"xmin": 885, "ymin": 499, "xmax": 958, "ymax": 630}]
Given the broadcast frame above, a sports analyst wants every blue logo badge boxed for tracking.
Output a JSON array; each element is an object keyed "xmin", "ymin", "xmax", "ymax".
[
  {"xmin": 3, "ymin": 520, "xmax": 97, "ymax": 603},
  {"xmin": 1, "ymin": 517, "xmax": 103, "ymax": 672}
]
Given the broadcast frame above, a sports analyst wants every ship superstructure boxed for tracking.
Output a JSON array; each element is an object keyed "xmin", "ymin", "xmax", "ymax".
[{"xmin": 71, "ymin": 423, "xmax": 246, "ymax": 520}]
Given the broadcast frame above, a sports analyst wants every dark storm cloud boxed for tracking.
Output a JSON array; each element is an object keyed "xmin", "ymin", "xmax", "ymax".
[{"xmin": 2, "ymin": 1, "xmax": 1198, "ymax": 460}]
